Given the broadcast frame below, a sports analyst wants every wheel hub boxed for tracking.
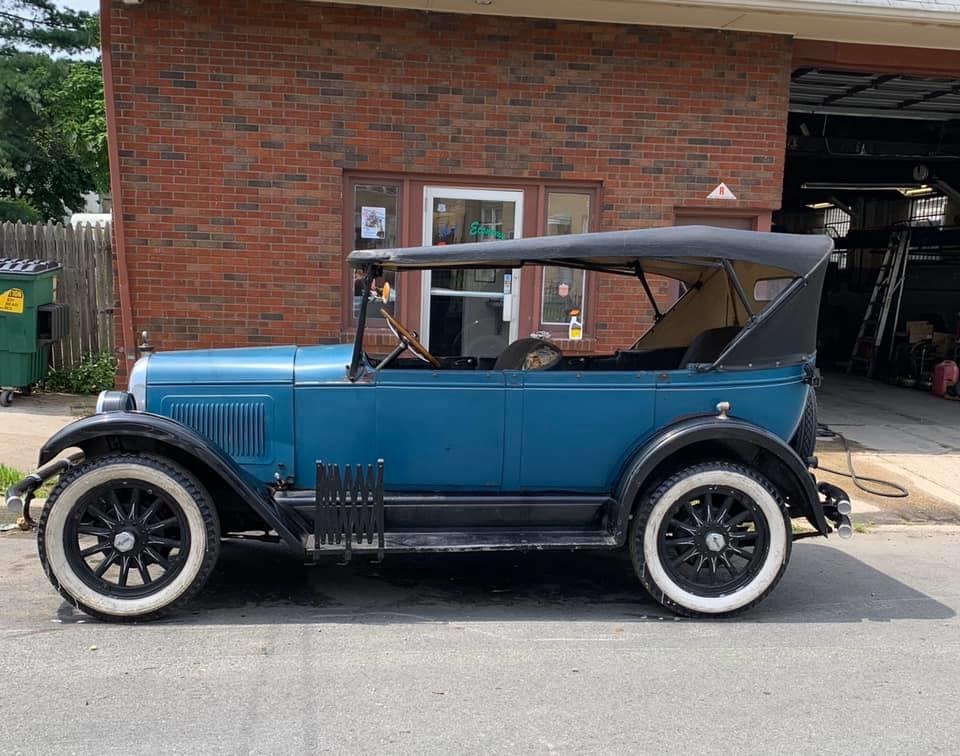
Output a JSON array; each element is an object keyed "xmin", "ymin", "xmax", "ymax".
[
  {"xmin": 112, "ymin": 530, "xmax": 137, "ymax": 553},
  {"xmin": 704, "ymin": 531, "xmax": 726, "ymax": 552},
  {"xmin": 656, "ymin": 485, "xmax": 771, "ymax": 597}
]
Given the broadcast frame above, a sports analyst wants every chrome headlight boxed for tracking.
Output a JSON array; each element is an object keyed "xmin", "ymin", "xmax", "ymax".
[
  {"xmin": 127, "ymin": 354, "xmax": 150, "ymax": 410},
  {"xmin": 96, "ymin": 390, "xmax": 136, "ymax": 413}
]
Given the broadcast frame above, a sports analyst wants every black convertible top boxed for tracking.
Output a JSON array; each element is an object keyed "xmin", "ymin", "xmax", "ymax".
[{"xmin": 348, "ymin": 225, "xmax": 833, "ymax": 282}]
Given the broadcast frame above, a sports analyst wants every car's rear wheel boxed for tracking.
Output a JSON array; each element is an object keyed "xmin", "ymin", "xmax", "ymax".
[
  {"xmin": 38, "ymin": 453, "xmax": 220, "ymax": 621},
  {"xmin": 629, "ymin": 461, "xmax": 791, "ymax": 618}
]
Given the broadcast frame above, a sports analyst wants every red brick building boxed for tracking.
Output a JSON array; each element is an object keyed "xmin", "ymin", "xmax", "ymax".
[{"xmin": 101, "ymin": 0, "xmax": 960, "ymax": 375}]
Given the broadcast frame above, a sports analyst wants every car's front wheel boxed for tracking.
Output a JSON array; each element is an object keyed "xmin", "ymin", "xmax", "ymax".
[
  {"xmin": 38, "ymin": 453, "xmax": 220, "ymax": 621},
  {"xmin": 629, "ymin": 461, "xmax": 791, "ymax": 618}
]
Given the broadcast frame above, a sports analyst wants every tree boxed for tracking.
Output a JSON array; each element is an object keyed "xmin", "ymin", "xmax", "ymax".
[
  {"xmin": 0, "ymin": 196, "xmax": 41, "ymax": 221},
  {"xmin": 0, "ymin": 1, "xmax": 104, "ymax": 220},
  {"xmin": 0, "ymin": 0, "xmax": 95, "ymax": 54},
  {"xmin": 54, "ymin": 59, "xmax": 108, "ymax": 195}
]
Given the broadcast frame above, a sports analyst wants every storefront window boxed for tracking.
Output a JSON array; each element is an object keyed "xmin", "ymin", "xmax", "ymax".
[
  {"xmin": 352, "ymin": 184, "xmax": 400, "ymax": 323},
  {"xmin": 541, "ymin": 193, "xmax": 590, "ymax": 326}
]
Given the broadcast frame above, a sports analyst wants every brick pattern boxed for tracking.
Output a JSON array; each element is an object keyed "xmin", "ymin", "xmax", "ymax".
[{"xmin": 108, "ymin": 0, "xmax": 791, "ymax": 366}]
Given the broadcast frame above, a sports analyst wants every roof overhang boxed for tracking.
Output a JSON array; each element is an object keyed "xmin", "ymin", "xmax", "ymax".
[
  {"xmin": 310, "ymin": 0, "xmax": 960, "ymax": 50},
  {"xmin": 791, "ymin": 69, "xmax": 960, "ymax": 121}
]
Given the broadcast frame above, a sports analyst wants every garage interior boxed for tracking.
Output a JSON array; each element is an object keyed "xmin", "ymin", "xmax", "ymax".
[{"xmin": 777, "ymin": 67, "xmax": 960, "ymax": 395}]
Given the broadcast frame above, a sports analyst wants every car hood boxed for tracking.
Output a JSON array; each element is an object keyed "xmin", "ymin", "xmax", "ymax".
[{"xmin": 145, "ymin": 344, "xmax": 353, "ymax": 385}]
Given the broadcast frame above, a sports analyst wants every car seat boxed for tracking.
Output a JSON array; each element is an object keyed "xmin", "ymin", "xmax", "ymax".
[{"xmin": 680, "ymin": 326, "xmax": 741, "ymax": 367}]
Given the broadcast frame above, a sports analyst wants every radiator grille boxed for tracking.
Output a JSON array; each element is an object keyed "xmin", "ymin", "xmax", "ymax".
[{"xmin": 169, "ymin": 400, "xmax": 267, "ymax": 459}]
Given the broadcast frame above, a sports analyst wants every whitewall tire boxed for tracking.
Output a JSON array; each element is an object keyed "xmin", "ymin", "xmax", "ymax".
[
  {"xmin": 37, "ymin": 454, "xmax": 220, "ymax": 621},
  {"xmin": 629, "ymin": 461, "xmax": 791, "ymax": 618}
]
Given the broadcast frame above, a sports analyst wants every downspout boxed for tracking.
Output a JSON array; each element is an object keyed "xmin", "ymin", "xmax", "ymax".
[{"xmin": 100, "ymin": 0, "xmax": 136, "ymax": 371}]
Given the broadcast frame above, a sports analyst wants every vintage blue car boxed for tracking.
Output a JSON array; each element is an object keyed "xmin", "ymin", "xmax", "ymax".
[{"xmin": 8, "ymin": 226, "xmax": 851, "ymax": 621}]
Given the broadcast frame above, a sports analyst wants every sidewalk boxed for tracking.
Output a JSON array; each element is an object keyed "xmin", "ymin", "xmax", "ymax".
[
  {"xmin": 0, "ymin": 393, "xmax": 93, "ymax": 474},
  {"xmin": 818, "ymin": 372, "xmax": 960, "ymax": 525}
]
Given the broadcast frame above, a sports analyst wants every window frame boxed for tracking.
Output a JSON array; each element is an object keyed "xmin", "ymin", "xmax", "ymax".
[
  {"xmin": 342, "ymin": 173, "xmax": 602, "ymax": 344},
  {"xmin": 528, "ymin": 187, "xmax": 601, "ymax": 342},
  {"xmin": 342, "ymin": 175, "xmax": 405, "ymax": 334}
]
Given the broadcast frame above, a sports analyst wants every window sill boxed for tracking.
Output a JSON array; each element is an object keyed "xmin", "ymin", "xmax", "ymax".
[{"xmin": 550, "ymin": 337, "xmax": 598, "ymax": 352}]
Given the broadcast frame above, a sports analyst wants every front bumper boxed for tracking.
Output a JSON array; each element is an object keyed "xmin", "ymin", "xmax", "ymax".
[{"xmin": 5, "ymin": 453, "xmax": 83, "ymax": 529}]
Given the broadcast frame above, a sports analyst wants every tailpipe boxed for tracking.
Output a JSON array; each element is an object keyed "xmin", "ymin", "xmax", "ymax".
[
  {"xmin": 817, "ymin": 480, "xmax": 854, "ymax": 539},
  {"xmin": 836, "ymin": 514, "xmax": 853, "ymax": 539}
]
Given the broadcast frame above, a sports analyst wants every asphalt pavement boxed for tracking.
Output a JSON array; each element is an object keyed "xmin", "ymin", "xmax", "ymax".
[{"xmin": 1, "ymin": 526, "xmax": 958, "ymax": 754}]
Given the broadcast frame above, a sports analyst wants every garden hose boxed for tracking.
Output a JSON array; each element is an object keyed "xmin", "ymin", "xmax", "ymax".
[{"xmin": 816, "ymin": 423, "xmax": 909, "ymax": 498}]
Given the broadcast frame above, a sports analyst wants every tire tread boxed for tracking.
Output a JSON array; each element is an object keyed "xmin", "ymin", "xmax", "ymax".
[
  {"xmin": 37, "ymin": 452, "xmax": 220, "ymax": 622},
  {"xmin": 629, "ymin": 460, "xmax": 791, "ymax": 619}
]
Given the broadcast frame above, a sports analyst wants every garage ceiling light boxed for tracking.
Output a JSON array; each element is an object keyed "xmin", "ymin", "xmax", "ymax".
[
  {"xmin": 805, "ymin": 202, "xmax": 834, "ymax": 209},
  {"xmin": 802, "ymin": 182, "xmax": 939, "ymax": 197},
  {"xmin": 899, "ymin": 185, "xmax": 935, "ymax": 197}
]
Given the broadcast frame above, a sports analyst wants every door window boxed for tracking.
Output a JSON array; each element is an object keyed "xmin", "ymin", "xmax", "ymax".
[{"xmin": 422, "ymin": 189, "xmax": 523, "ymax": 358}]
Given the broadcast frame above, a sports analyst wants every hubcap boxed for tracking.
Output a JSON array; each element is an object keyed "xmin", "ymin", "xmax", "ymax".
[
  {"xmin": 704, "ymin": 531, "xmax": 726, "ymax": 552},
  {"xmin": 656, "ymin": 484, "xmax": 771, "ymax": 597},
  {"xmin": 113, "ymin": 530, "xmax": 137, "ymax": 553}
]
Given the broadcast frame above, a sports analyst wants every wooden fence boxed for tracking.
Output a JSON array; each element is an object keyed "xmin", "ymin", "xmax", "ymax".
[{"xmin": 0, "ymin": 221, "xmax": 114, "ymax": 369}]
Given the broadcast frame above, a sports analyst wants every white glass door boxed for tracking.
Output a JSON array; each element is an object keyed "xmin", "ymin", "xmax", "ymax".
[{"xmin": 421, "ymin": 187, "xmax": 523, "ymax": 358}]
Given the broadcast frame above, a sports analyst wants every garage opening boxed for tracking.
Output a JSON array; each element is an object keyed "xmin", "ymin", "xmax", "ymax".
[{"xmin": 776, "ymin": 67, "xmax": 960, "ymax": 394}]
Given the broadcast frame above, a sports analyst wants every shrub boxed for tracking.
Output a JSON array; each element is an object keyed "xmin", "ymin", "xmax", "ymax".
[
  {"xmin": 0, "ymin": 198, "xmax": 42, "ymax": 223},
  {"xmin": 44, "ymin": 351, "xmax": 117, "ymax": 394},
  {"xmin": 0, "ymin": 464, "xmax": 23, "ymax": 492}
]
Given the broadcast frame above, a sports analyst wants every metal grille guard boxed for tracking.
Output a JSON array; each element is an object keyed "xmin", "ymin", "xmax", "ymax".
[{"xmin": 314, "ymin": 459, "xmax": 385, "ymax": 562}]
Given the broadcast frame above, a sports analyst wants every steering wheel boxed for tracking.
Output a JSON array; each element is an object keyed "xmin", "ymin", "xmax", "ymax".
[{"xmin": 380, "ymin": 308, "xmax": 442, "ymax": 368}]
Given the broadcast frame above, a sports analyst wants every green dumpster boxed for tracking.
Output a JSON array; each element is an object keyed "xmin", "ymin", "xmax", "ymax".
[{"xmin": 0, "ymin": 258, "xmax": 69, "ymax": 406}]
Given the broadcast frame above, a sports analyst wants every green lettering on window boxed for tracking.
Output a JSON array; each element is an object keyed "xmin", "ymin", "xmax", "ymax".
[{"xmin": 469, "ymin": 221, "xmax": 506, "ymax": 240}]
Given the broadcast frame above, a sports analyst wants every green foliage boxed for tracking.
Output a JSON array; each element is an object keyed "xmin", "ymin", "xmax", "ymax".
[
  {"xmin": 0, "ymin": 51, "xmax": 96, "ymax": 218},
  {"xmin": 52, "ymin": 59, "xmax": 107, "ymax": 194},
  {"xmin": 0, "ymin": 195, "xmax": 39, "ymax": 220},
  {"xmin": 0, "ymin": 463, "xmax": 22, "ymax": 491},
  {"xmin": 0, "ymin": 1, "xmax": 96, "ymax": 54},
  {"xmin": 0, "ymin": 3, "xmax": 105, "ymax": 219},
  {"xmin": 44, "ymin": 351, "xmax": 117, "ymax": 394}
]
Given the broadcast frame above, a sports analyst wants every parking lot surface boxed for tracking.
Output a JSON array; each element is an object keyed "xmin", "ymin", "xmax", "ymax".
[{"xmin": 2, "ymin": 526, "xmax": 958, "ymax": 754}]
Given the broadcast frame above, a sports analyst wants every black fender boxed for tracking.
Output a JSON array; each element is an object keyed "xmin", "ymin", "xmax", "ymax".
[
  {"xmin": 37, "ymin": 411, "xmax": 304, "ymax": 553},
  {"xmin": 613, "ymin": 415, "xmax": 828, "ymax": 544}
]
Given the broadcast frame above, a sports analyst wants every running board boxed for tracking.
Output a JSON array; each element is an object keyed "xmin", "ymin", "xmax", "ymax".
[{"xmin": 306, "ymin": 530, "xmax": 618, "ymax": 555}]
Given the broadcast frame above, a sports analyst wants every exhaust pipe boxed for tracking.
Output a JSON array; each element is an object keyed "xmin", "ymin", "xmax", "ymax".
[{"xmin": 836, "ymin": 514, "xmax": 853, "ymax": 539}]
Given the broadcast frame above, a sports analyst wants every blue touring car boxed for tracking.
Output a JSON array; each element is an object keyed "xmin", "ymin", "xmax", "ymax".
[{"xmin": 8, "ymin": 225, "xmax": 851, "ymax": 620}]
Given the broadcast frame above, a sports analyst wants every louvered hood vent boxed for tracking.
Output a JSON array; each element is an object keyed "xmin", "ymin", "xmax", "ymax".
[{"xmin": 168, "ymin": 399, "xmax": 268, "ymax": 461}]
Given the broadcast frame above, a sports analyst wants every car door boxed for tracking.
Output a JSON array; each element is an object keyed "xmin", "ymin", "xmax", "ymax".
[
  {"xmin": 517, "ymin": 369, "xmax": 658, "ymax": 492},
  {"xmin": 373, "ymin": 368, "xmax": 506, "ymax": 490}
]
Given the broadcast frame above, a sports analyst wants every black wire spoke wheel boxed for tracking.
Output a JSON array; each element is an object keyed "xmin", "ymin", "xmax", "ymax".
[
  {"xmin": 63, "ymin": 479, "xmax": 191, "ymax": 599},
  {"xmin": 657, "ymin": 485, "xmax": 770, "ymax": 597},
  {"xmin": 630, "ymin": 462, "xmax": 791, "ymax": 618}
]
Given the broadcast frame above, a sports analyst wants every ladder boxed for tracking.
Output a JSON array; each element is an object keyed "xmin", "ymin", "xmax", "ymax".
[{"xmin": 847, "ymin": 226, "xmax": 912, "ymax": 378}]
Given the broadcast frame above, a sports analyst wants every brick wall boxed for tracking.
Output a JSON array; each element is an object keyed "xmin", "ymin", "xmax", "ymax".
[{"xmin": 106, "ymin": 0, "xmax": 792, "ymax": 364}]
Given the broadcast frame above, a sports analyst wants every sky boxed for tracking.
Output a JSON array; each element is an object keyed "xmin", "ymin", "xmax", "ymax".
[{"xmin": 61, "ymin": 0, "xmax": 100, "ymax": 11}]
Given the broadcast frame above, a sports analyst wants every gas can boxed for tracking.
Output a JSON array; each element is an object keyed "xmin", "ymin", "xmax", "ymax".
[{"xmin": 932, "ymin": 360, "xmax": 959, "ymax": 397}]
